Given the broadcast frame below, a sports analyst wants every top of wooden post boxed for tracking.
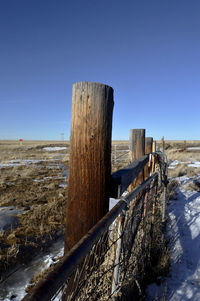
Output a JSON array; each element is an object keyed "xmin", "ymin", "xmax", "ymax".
[
  {"xmin": 73, "ymin": 82, "xmax": 114, "ymax": 100},
  {"xmin": 145, "ymin": 137, "xmax": 153, "ymax": 154}
]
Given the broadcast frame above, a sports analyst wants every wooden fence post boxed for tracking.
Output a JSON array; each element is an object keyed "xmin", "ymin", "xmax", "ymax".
[
  {"xmin": 129, "ymin": 129, "xmax": 145, "ymax": 188},
  {"xmin": 65, "ymin": 82, "xmax": 114, "ymax": 253},
  {"xmin": 152, "ymin": 140, "xmax": 156, "ymax": 153},
  {"xmin": 183, "ymin": 140, "xmax": 187, "ymax": 151},
  {"xmin": 114, "ymin": 144, "xmax": 117, "ymax": 164},
  {"xmin": 162, "ymin": 136, "xmax": 165, "ymax": 152},
  {"xmin": 144, "ymin": 137, "xmax": 153, "ymax": 179},
  {"xmin": 145, "ymin": 137, "xmax": 153, "ymax": 154},
  {"xmin": 152, "ymin": 140, "xmax": 157, "ymax": 173}
]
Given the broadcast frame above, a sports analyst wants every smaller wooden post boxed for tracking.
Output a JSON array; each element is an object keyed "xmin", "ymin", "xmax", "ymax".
[
  {"xmin": 183, "ymin": 140, "xmax": 187, "ymax": 151},
  {"xmin": 162, "ymin": 136, "xmax": 165, "ymax": 152},
  {"xmin": 144, "ymin": 137, "xmax": 153, "ymax": 179},
  {"xmin": 145, "ymin": 137, "xmax": 153, "ymax": 154},
  {"xmin": 114, "ymin": 144, "xmax": 117, "ymax": 164},
  {"xmin": 152, "ymin": 141, "xmax": 156, "ymax": 153},
  {"xmin": 152, "ymin": 140, "xmax": 157, "ymax": 173},
  {"xmin": 129, "ymin": 129, "xmax": 145, "ymax": 189}
]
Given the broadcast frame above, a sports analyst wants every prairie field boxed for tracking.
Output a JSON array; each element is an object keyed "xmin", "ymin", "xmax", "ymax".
[
  {"xmin": 163, "ymin": 140, "xmax": 200, "ymax": 178},
  {"xmin": 0, "ymin": 140, "xmax": 130, "ymax": 280},
  {"xmin": 1, "ymin": 139, "xmax": 200, "ymax": 300},
  {"xmin": 0, "ymin": 140, "xmax": 70, "ymax": 277},
  {"xmin": 1, "ymin": 139, "xmax": 200, "ymax": 277}
]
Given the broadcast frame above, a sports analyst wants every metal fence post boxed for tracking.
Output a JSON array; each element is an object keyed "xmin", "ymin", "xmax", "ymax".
[
  {"xmin": 111, "ymin": 185, "xmax": 124, "ymax": 296},
  {"xmin": 162, "ymin": 154, "xmax": 168, "ymax": 223},
  {"xmin": 65, "ymin": 82, "xmax": 114, "ymax": 253}
]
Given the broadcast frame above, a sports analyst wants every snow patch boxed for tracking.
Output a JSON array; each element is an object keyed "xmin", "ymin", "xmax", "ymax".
[
  {"xmin": 188, "ymin": 161, "xmax": 200, "ymax": 168},
  {"xmin": 0, "ymin": 159, "xmax": 61, "ymax": 169},
  {"xmin": 168, "ymin": 160, "xmax": 200, "ymax": 170},
  {"xmin": 43, "ymin": 147, "xmax": 67, "ymax": 152},
  {"xmin": 187, "ymin": 147, "xmax": 200, "ymax": 150}
]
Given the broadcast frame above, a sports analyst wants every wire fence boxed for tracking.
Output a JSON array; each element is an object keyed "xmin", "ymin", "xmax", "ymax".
[
  {"xmin": 22, "ymin": 152, "xmax": 167, "ymax": 301},
  {"xmin": 112, "ymin": 144, "xmax": 130, "ymax": 165}
]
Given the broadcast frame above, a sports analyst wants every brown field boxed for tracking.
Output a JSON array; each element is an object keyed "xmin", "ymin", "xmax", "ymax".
[
  {"xmin": 164, "ymin": 142, "xmax": 200, "ymax": 178},
  {"xmin": 0, "ymin": 140, "xmax": 131, "ymax": 279},
  {"xmin": 1, "ymin": 139, "xmax": 199, "ymax": 282},
  {"xmin": 0, "ymin": 140, "xmax": 70, "ymax": 277}
]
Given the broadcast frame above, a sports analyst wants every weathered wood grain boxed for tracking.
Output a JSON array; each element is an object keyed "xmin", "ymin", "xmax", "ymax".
[
  {"xmin": 65, "ymin": 82, "xmax": 114, "ymax": 253},
  {"xmin": 129, "ymin": 129, "xmax": 145, "ymax": 188}
]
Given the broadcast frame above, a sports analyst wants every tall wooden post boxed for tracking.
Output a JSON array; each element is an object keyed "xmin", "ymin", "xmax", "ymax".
[
  {"xmin": 129, "ymin": 129, "xmax": 145, "ymax": 188},
  {"xmin": 65, "ymin": 82, "xmax": 114, "ymax": 253},
  {"xmin": 144, "ymin": 137, "xmax": 153, "ymax": 179}
]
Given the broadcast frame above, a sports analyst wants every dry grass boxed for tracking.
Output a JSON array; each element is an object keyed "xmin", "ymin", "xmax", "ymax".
[
  {"xmin": 112, "ymin": 140, "xmax": 129, "ymax": 145},
  {"xmin": 165, "ymin": 144, "xmax": 200, "ymax": 178},
  {"xmin": 0, "ymin": 141, "xmax": 69, "ymax": 278},
  {"xmin": 2, "ymin": 139, "xmax": 198, "ymax": 295},
  {"xmin": 166, "ymin": 148, "xmax": 200, "ymax": 163},
  {"xmin": 169, "ymin": 165, "xmax": 200, "ymax": 178},
  {"xmin": 167, "ymin": 179, "xmax": 179, "ymax": 200},
  {"xmin": 183, "ymin": 179, "xmax": 200, "ymax": 192},
  {"xmin": 147, "ymin": 191, "xmax": 170, "ymax": 280}
]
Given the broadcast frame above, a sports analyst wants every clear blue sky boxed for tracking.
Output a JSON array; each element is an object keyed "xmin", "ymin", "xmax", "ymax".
[{"xmin": 1, "ymin": 0, "xmax": 200, "ymax": 140}]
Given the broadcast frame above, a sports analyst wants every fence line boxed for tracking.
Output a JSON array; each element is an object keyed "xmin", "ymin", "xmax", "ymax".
[
  {"xmin": 21, "ymin": 82, "xmax": 168, "ymax": 301},
  {"xmin": 22, "ymin": 152, "xmax": 167, "ymax": 301},
  {"xmin": 112, "ymin": 144, "xmax": 129, "ymax": 164},
  {"xmin": 112, "ymin": 150, "xmax": 129, "ymax": 164},
  {"xmin": 111, "ymin": 154, "xmax": 149, "ymax": 197}
]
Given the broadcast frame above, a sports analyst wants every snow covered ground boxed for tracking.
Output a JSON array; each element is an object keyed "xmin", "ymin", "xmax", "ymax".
[{"xmin": 146, "ymin": 175, "xmax": 200, "ymax": 300}]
